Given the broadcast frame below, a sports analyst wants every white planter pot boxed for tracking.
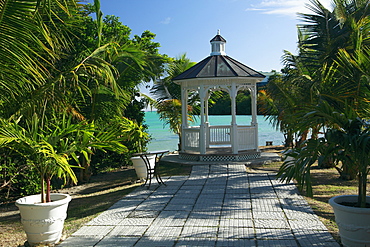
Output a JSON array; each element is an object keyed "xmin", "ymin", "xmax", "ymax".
[
  {"xmin": 329, "ymin": 195, "xmax": 370, "ymax": 247},
  {"xmin": 130, "ymin": 155, "xmax": 156, "ymax": 180},
  {"xmin": 15, "ymin": 193, "xmax": 71, "ymax": 246}
]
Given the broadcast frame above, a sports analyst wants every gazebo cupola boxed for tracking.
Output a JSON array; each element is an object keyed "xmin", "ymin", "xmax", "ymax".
[
  {"xmin": 173, "ymin": 31, "xmax": 265, "ymax": 162},
  {"xmin": 210, "ymin": 30, "xmax": 226, "ymax": 56}
]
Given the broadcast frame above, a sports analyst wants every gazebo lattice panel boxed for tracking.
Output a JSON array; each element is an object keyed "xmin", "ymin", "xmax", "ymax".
[{"xmin": 179, "ymin": 152, "xmax": 261, "ymax": 162}]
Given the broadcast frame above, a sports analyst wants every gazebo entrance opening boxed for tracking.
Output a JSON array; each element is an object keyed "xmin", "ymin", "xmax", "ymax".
[{"xmin": 173, "ymin": 32, "xmax": 265, "ymax": 162}]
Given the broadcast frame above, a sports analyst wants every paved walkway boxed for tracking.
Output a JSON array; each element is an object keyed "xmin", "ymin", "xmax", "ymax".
[{"xmin": 59, "ymin": 164, "xmax": 340, "ymax": 247}]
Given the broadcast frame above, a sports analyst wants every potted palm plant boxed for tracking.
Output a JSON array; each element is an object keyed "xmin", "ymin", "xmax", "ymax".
[
  {"xmin": 325, "ymin": 115, "xmax": 370, "ymax": 247},
  {"xmin": 0, "ymin": 113, "xmax": 127, "ymax": 246},
  {"xmin": 278, "ymin": 102, "xmax": 370, "ymax": 246}
]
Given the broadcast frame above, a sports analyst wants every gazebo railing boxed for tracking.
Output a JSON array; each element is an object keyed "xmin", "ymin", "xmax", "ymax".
[
  {"xmin": 183, "ymin": 125, "xmax": 257, "ymax": 152},
  {"xmin": 209, "ymin": 125, "xmax": 231, "ymax": 145},
  {"xmin": 237, "ymin": 125, "xmax": 257, "ymax": 151},
  {"xmin": 183, "ymin": 127, "xmax": 200, "ymax": 151}
]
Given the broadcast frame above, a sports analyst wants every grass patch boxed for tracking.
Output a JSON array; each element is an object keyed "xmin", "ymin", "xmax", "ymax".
[{"xmin": 247, "ymin": 161, "xmax": 282, "ymax": 173}]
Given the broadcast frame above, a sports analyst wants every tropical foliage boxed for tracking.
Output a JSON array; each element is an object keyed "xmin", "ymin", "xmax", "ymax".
[
  {"xmin": 0, "ymin": 0, "xmax": 166, "ymax": 202},
  {"xmin": 260, "ymin": 0, "xmax": 370, "ymax": 207},
  {"xmin": 150, "ymin": 54, "xmax": 196, "ymax": 150},
  {"xmin": 0, "ymin": 113, "xmax": 128, "ymax": 203},
  {"xmin": 279, "ymin": 102, "xmax": 370, "ymax": 208},
  {"xmin": 156, "ymin": 99, "xmax": 194, "ymax": 150},
  {"xmin": 209, "ymin": 90, "xmax": 253, "ymax": 115},
  {"xmin": 260, "ymin": 0, "xmax": 370, "ymax": 148},
  {"xmin": 151, "ymin": 54, "xmax": 196, "ymax": 102}
]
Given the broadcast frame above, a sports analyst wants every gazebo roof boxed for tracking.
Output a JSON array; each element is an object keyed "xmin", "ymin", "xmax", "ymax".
[
  {"xmin": 173, "ymin": 55, "xmax": 265, "ymax": 80},
  {"xmin": 173, "ymin": 32, "xmax": 265, "ymax": 81}
]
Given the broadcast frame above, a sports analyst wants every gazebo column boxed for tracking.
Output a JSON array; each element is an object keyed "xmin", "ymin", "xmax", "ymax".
[
  {"xmin": 250, "ymin": 86, "xmax": 259, "ymax": 151},
  {"xmin": 181, "ymin": 87, "xmax": 189, "ymax": 151},
  {"xmin": 230, "ymin": 83, "xmax": 238, "ymax": 154},
  {"xmin": 205, "ymin": 91, "xmax": 210, "ymax": 148},
  {"xmin": 199, "ymin": 86, "xmax": 207, "ymax": 155}
]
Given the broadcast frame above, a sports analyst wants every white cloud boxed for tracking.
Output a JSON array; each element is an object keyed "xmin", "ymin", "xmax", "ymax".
[
  {"xmin": 160, "ymin": 17, "xmax": 171, "ymax": 25},
  {"xmin": 247, "ymin": 0, "xmax": 333, "ymax": 18},
  {"xmin": 245, "ymin": 7, "xmax": 265, "ymax": 11}
]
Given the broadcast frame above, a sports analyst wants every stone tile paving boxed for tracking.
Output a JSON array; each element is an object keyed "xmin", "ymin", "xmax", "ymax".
[{"xmin": 59, "ymin": 164, "xmax": 339, "ymax": 247}]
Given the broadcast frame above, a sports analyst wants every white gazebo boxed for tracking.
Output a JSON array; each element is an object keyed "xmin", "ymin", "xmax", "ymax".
[{"xmin": 173, "ymin": 31, "xmax": 265, "ymax": 162}]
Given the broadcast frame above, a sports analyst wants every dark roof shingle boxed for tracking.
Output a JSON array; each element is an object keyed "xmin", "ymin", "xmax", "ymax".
[
  {"xmin": 210, "ymin": 34, "xmax": 226, "ymax": 42},
  {"xmin": 173, "ymin": 55, "xmax": 265, "ymax": 80}
]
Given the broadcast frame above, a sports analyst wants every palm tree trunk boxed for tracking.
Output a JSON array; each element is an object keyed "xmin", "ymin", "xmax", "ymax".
[
  {"xmin": 79, "ymin": 155, "xmax": 92, "ymax": 183},
  {"xmin": 297, "ymin": 129, "xmax": 309, "ymax": 147},
  {"xmin": 340, "ymin": 160, "xmax": 357, "ymax": 180},
  {"xmin": 284, "ymin": 132, "xmax": 294, "ymax": 148},
  {"xmin": 46, "ymin": 178, "xmax": 51, "ymax": 203},
  {"xmin": 41, "ymin": 177, "xmax": 45, "ymax": 203},
  {"xmin": 358, "ymin": 168, "xmax": 368, "ymax": 208}
]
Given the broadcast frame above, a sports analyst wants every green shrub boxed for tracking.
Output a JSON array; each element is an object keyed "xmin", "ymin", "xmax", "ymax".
[{"xmin": 0, "ymin": 149, "xmax": 41, "ymax": 202}]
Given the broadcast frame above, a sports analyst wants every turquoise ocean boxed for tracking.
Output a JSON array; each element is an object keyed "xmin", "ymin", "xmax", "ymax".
[{"xmin": 144, "ymin": 111, "xmax": 285, "ymax": 152}]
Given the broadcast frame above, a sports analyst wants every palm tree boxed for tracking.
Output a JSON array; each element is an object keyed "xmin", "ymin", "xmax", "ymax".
[
  {"xmin": 0, "ymin": 1, "xmax": 78, "ymax": 113},
  {"xmin": 0, "ymin": 1, "xmax": 77, "ymax": 72},
  {"xmin": 261, "ymin": 0, "xmax": 369, "ymax": 148},
  {"xmin": 260, "ymin": 48, "xmax": 321, "ymax": 148},
  {"xmin": 0, "ymin": 0, "xmax": 161, "ymax": 122},
  {"xmin": 149, "ymin": 54, "xmax": 196, "ymax": 150},
  {"xmin": 156, "ymin": 99, "xmax": 195, "ymax": 150},
  {"xmin": 151, "ymin": 53, "xmax": 196, "ymax": 101},
  {"xmin": 278, "ymin": 101, "xmax": 370, "ymax": 208},
  {"xmin": 0, "ymin": 0, "xmax": 164, "ymax": 190},
  {"xmin": 278, "ymin": 8, "xmax": 370, "ymax": 205}
]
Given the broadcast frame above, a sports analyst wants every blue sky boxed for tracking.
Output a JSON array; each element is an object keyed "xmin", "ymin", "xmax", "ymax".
[{"xmin": 94, "ymin": 0, "xmax": 332, "ymax": 73}]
